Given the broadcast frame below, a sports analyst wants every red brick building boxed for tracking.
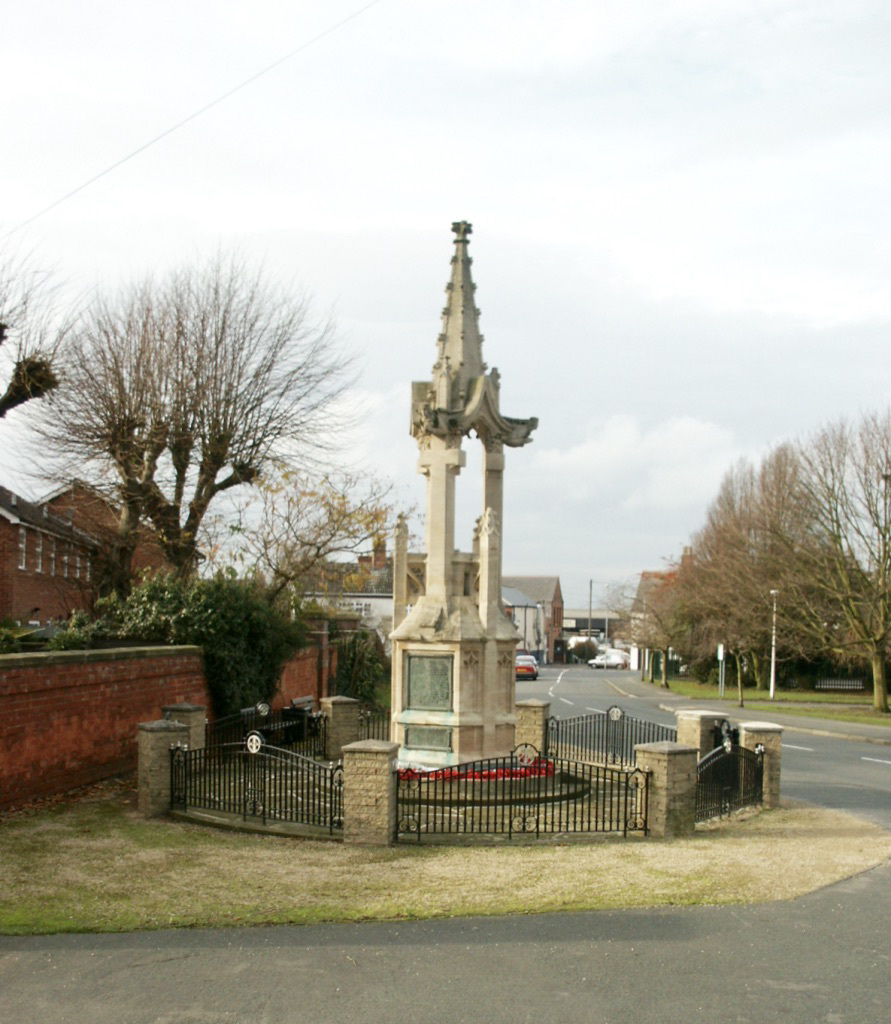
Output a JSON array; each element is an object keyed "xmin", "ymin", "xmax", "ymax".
[{"xmin": 0, "ymin": 484, "xmax": 98, "ymax": 624}]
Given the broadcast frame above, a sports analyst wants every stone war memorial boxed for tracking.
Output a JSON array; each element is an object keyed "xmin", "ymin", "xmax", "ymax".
[{"xmin": 390, "ymin": 221, "xmax": 538, "ymax": 767}]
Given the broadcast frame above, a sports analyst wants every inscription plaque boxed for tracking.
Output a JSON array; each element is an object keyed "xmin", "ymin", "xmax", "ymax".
[
  {"xmin": 405, "ymin": 654, "xmax": 453, "ymax": 710},
  {"xmin": 404, "ymin": 726, "xmax": 452, "ymax": 751}
]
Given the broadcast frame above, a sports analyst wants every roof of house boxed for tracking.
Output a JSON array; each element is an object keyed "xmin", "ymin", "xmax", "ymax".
[
  {"xmin": 502, "ymin": 585, "xmax": 539, "ymax": 609},
  {"xmin": 501, "ymin": 575, "xmax": 562, "ymax": 605},
  {"xmin": 0, "ymin": 483, "xmax": 97, "ymax": 547}
]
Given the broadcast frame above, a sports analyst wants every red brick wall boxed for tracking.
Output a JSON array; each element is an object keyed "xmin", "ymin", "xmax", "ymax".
[{"xmin": 0, "ymin": 646, "xmax": 208, "ymax": 811}]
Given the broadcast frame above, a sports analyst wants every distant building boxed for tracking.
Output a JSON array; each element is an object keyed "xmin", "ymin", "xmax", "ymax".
[
  {"xmin": 0, "ymin": 484, "xmax": 98, "ymax": 624},
  {"xmin": 501, "ymin": 575, "xmax": 564, "ymax": 663}
]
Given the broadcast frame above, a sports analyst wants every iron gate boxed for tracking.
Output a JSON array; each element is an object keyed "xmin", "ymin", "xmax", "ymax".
[
  {"xmin": 695, "ymin": 743, "xmax": 764, "ymax": 822},
  {"xmin": 396, "ymin": 743, "xmax": 648, "ymax": 841}
]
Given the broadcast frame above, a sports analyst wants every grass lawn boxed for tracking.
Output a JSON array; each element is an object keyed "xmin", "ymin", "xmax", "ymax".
[{"xmin": 1, "ymin": 776, "xmax": 890, "ymax": 936}]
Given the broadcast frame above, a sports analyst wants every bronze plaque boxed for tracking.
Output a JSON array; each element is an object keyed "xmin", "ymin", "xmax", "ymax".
[
  {"xmin": 404, "ymin": 726, "xmax": 452, "ymax": 751},
  {"xmin": 405, "ymin": 654, "xmax": 453, "ymax": 710}
]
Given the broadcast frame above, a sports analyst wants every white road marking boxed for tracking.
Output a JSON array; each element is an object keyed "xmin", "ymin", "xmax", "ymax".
[
  {"xmin": 784, "ymin": 744, "xmax": 815, "ymax": 752},
  {"xmin": 559, "ymin": 697, "xmax": 574, "ymax": 705},
  {"xmin": 585, "ymin": 706, "xmax": 605, "ymax": 713},
  {"xmin": 862, "ymin": 756, "xmax": 891, "ymax": 765}
]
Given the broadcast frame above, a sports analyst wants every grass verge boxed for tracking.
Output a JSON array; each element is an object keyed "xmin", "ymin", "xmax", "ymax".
[{"xmin": 1, "ymin": 777, "xmax": 889, "ymax": 935}]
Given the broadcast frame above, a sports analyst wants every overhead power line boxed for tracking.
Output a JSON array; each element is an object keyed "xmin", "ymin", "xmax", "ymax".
[{"xmin": 5, "ymin": 0, "xmax": 385, "ymax": 239}]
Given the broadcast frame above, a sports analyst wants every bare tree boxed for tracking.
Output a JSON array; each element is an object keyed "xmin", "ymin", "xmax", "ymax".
[
  {"xmin": 36, "ymin": 254, "xmax": 349, "ymax": 594},
  {"xmin": 0, "ymin": 245, "xmax": 63, "ymax": 418},
  {"xmin": 776, "ymin": 413, "xmax": 891, "ymax": 712},
  {"xmin": 213, "ymin": 466, "xmax": 395, "ymax": 604},
  {"xmin": 688, "ymin": 446, "xmax": 805, "ymax": 692},
  {"xmin": 631, "ymin": 568, "xmax": 691, "ymax": 689}
]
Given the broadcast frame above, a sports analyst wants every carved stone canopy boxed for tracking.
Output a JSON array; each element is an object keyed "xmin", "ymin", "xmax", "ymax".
[{"xmin": 411, "ymin": 222, "xmax": 537, "ymax": 450}]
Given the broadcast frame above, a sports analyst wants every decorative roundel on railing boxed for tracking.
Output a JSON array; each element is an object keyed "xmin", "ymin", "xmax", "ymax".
[
  {"xmin": 723, "ymin": 737, "xmax": 733, "ymax": 753},
  {"xmin": 255, "ymin": 702, "xmax": 271, "ymax": 717},
  {"xmin": 514, "ymin": 743, "xmax": 538, "ymax": 766},
  {"xmin": 511, "ymin": 812, "xmax": 537, "ymax": 833},
  {"xmin": 245, "ymin": 731, "xmax": 264, "ymax": 754},
  {"xmin": 720, "ymin": 719, "xmax": 732, "ymax": 737},
  {"xmin": 754, "ymin": 743, "xmax": 765, "ymax": 755},
  {"xmin": 608, "ymin": 705, "xmax": 624, "ymax": 722}
]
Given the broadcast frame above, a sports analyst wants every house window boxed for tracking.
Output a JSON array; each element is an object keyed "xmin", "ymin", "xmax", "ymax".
[
  {"xmin": 75, "ymin": 552, "xmax": 81, "ymax": 579},
  {"xmin": 49, "ymin": 539, "xmax": 56, "ymax": 576},
  {"xmin": 62, "ymin": 544, "xmax": 69, "ymax": 578},
  {"xmin": 18, "ymin": 527, "xmax": 27, "ymax": 570},
  {"xmin": 86, "ymin": 555, "xmax": 92, "ymax": 582},
  {"xmin": 36, "ymin": 534, "xmax": 43, "ymax": 573}
]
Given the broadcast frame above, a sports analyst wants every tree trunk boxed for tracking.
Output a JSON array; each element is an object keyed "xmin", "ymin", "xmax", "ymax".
[
  {"xmin": 870, "ymin": 649, "xmax": 889, "ymax": 713},
  {"xmin": 750, "ymin": 650, "xmax": 767, "ymax": 691},
  {"xmin": 736, "ymin": 652, "xmax": 745, "ymax": 708},
  {"xmin": 647, "ymin": 651, "xmax": 655, "ymax": 684},
  {"xmin": 660, "ymin": 648, "xmax": 670, "ymax": 689}
]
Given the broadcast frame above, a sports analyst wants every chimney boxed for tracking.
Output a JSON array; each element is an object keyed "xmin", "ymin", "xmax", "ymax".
[{"xmin": 372, "ymin": 537, "xmax": 387, "ymax": 570}]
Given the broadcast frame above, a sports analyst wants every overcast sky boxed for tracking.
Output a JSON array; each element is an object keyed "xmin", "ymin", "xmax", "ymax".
[{"xmin": 3, "ymin": 0, "xmax": 890, "ymax": 608}]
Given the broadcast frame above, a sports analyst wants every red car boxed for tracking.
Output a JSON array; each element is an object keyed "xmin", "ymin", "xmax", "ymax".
[{"xmin": 515, "ymin": 655, "xmax": 539, "ymax": 680}]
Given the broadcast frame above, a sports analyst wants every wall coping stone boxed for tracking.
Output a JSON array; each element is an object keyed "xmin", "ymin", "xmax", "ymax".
[
  {"xmin": 676, "ymin": 709, "xmax": 729, "ymax": 721},
  {"xmin": 0, "ymin": 645, "xmax": 203, "ymax": 669},
  {"xmin": 324, "ymin": 695, "xmax": 360, "ymax": 706},
  {"xmin": 515, "ymin": 698, "xmax": 550, "ymax": 708},
  {"xmin": 635, "ymin": 740, "xmax": 699, "ymax": 755},
  {"xmin": 343, "ymin": 739, "xmax": 399, "ymax": 754},
  {"xmin": 138, "ymin": 719, "xmax": 190, "ymax": 735},
  {"xmin": 739, "ymin": 721, "xmax": 784, "ymax": 732}
]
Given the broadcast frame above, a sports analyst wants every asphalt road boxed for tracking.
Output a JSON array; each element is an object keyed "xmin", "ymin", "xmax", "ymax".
[{"xmin": 2, "ymin": 665, "xmax": 889, "ymax": 1024}]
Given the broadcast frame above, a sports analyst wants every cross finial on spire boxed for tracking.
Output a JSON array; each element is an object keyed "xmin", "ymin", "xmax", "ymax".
[{"xmin": 451, "ymin": 220, "xmax": 473, "ymax": 243}]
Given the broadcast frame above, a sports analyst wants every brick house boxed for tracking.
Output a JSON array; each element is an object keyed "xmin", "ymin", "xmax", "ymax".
[
  {"xmin": 0, "ymin": 485, "xmax": 98, "ymax": 624},
  {"xmin": 501, "ymin": 575, "xmax": 564, "ymax": 664}
]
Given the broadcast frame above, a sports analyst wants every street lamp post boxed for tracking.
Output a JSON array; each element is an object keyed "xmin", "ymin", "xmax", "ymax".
[{"xmin": 769, "ymin": 589, "xmax": 779, "ymax": 701}]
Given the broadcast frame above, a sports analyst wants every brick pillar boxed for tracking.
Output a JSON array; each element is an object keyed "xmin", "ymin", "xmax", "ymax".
[
  {"xmin": 162, "ymin": 702, "xmax": 206, "ymax": 751},
  {"xmin": 675, "ymin": 709, "xmax": 728, "ymax": 759},
  {"xmin": 138, "ymin": 719, "xmax": 188, "ymax": 817},
  {"xmin": 320, "ymin": 695, "xmax": 361, "ymax": 760},
  {"xmin": 515, "ymin": 699, "xmax": 550, "ymax": 752},
  {"xmin": 739, "ymin": 721, "xmax": 784, "ymax": 809},
  {"xmin": 342, "ymin": 739, "xmax": 399, "ymax": 845},
  {"xmin": 634, "ymin": 741, "xmax": 698, "ymax": 838}
]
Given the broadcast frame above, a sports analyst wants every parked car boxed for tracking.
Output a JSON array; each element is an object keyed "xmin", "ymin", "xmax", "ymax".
[
  {"xmin": 588, "ymin": 650, "xmax": 630, "ymax": 670},
  {"xmin": 515, "ymin": 655, "xmax": 539, "ymax": 680}
]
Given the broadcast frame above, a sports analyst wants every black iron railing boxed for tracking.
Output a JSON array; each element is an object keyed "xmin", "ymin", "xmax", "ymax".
[
  {"xmin": 205, "ymin": 702, "xmax": 327, "ymax": 760},
  {"xmin": 171, "ymin": 739, "xmax": 343, "ymax": 832},
  {"xmin": 358, "ymin": 704, "xmax": 391, "ymax": 741},
  {"xmin": 546, "ymin": 706, "xmax": 677, "ymax": 767},
  {"xmin": 396, "ymin": 744, "xmax": 648, "ymax": 841},
  {"xmin": 695, "ymin": 743, "xmax": 763, "ymax": 822}
]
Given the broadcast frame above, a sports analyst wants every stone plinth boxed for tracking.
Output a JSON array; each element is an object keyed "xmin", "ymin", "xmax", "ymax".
[
  {"xmin": 739, "ymin": 721, "xmax": 784, "ymax": 809},
  {"xmin": 162, "ymin": 702, "xmax": 206, "ymax": 751},
  {"xmin": 515, "ymin": 699, "xmax": 551, "ymax": 752},
  {"xmin": 342, "ymin": 740, "xmax": 399, "ymax": 845},
  {"xmin": 635, "ymin": 741, "xmax": 699, "ymax": 838},
  {"xmin": 138, "ymin": 719, "xmax": 188, "ymax": 817}
]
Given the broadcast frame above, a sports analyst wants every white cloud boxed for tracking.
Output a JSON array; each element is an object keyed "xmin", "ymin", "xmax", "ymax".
[{"xmin": 531, "ymin": 415, "xmax": 742, "ymax": 510}]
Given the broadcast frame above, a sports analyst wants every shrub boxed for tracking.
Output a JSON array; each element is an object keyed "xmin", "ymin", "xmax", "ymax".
[
  {"xmin": 46, "ymin": 575, "xmax": 305, "ymax": 716},
  {"xmin": 0, "ymin": 628, "xmax": 21, "ymax": 654},
  {"xmin": 333, "ymin": 629, "xmax": 389, "ymax": 705},
  {"xmin": 111, "ymin": 575, "xmax": 305, "ymax": 716}
]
